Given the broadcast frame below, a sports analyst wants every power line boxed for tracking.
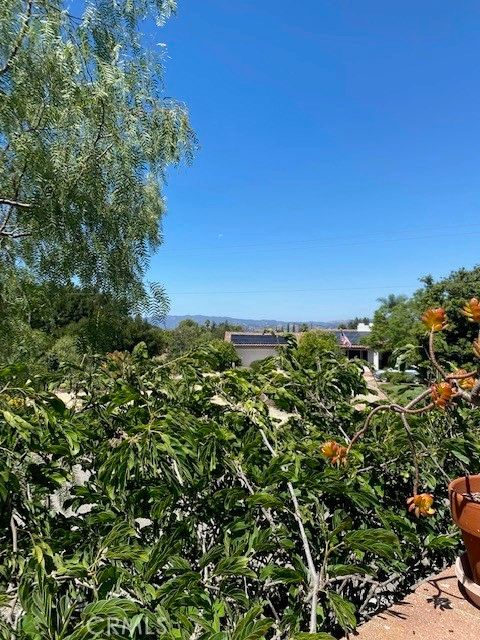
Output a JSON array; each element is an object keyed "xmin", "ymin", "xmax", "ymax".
[
  {"xmin": 161, "ymin": 226, "xmax": 480, "ymax": 257},
  {"xmin": 169, "ymin": 284, "xmax": 415, "ymax": 296}
]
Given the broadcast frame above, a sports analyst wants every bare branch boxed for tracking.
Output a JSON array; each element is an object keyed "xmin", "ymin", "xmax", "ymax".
[
  {"xmin": 10, "ymin": 514, "xmax": 17, "ymax": 553},
  {"xmin": 392, "ymin": 402, "xmax": 434, "ymax": 415},
  {"xmin": 405, "ymin": 389, "xmax": 431, "ymax": 409},
  {"xmin": 347, "ymin": 386, "xmax": 434, "ymax": 457},
  {"xmin": 0, "ymin": 162, "xmax": 32, "ymax": 238},
  {"xmin": 346, "ymin": 404, "xmax": 392, "ymax": 454},
  {"xmin": 93, "ymin": 100, "xmax": 106, "ymax": 148},
  {"xmin": 326, "ymin": 574, "xmax": 379, "ymax": 586},
  {"xmin": 0, "ymin": 198, "xmax": 32, "ymax": 209},
  {"xmin": 258, "ymin": 427, "xmax": 320, "ymax": 633},
  {"xmin": 0, "ymin": 229, "xmax": 32, "ymax": 239},
  {"xmin": 358, "ymin": 572, "xmax": 400, "ymax": 617},
  {"xmin": 400, "ymin": 414, "xmax": 419, "ymax": 495},
  {"xmin": 428, "ymin": 330, "xmax": 447, "ymax": 378},
  {"xmin": 447, "ymin": 370, "xmax": 476, "ymax": 381}
]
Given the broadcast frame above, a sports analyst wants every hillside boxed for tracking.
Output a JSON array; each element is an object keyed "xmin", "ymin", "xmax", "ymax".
[{"xmin": 162, "ymin": 314, "xmax": 342, "ymax": 330}]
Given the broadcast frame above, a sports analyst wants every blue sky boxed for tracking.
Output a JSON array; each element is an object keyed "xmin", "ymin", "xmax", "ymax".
[{"xmin": 146, "ymin": 0, "xmax": 480, "ymax": 321}]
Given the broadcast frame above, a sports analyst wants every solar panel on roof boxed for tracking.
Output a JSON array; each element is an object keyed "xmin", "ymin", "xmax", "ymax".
[
  {"xmin": 230, "ymin": 334, "xmax": 288, "ymax": 346},
  {"xmin": 229, "ymin": 331, "xmax": 370, "ymax": 347},
  {"xmin": 331, "ymin": 331, "xmax": 370, "ymax": 346}
]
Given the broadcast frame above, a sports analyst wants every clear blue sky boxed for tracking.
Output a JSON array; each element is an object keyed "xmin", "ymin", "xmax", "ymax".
[{"xmin": 146, "ymin": 0, "xmax": 480, "ymax": 321}]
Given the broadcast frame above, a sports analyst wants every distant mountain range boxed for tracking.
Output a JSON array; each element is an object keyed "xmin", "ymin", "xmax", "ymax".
[{"xmin": 160, "ymin": 315, "xmax": 343, "ymax": 331}]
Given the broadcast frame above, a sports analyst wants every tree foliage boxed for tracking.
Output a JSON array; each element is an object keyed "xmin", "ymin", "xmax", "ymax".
[
  {"xmin": 368, "ymin": 267, "xmax": 480, "ymax": 370},
  {"xmin": 0, "ymin": 340, "xmax": 473, "ymax": 637},
  {"xmin": 0, "ymin": 0, "xmax": 195, "ymax": 302},
  {"xmin": 0, "ymin": 281, "xmax": 245, "ymax": 372},
  {"xmin": 340, "ymin": 317, "xmax": 370, "ymax": 330},
  {"xmin": 295, "ymin": 330, "xmax": 341, "ymax": 369},
  {"xmin": 165, "ymin": 319, "xmax": 243, "ymax": 358},
  {"xmin": 367, "ymin": 295, "xmax": 418, "ymax": 364},
  {"xmin": 0, "ymin": 279, "xmax": 169, "ymax": 369}
]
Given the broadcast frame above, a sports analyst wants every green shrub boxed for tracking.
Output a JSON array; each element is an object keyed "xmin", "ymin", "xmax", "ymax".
[
  {"xmin": 0, "ymin": 341, "xmax": 472, "ymax": 638},
  {"xmin": 383, "ymin": 370, "xmax": 416, "ymax": 384},
  {"xmin": 192, "ymin": 339, "xmax": 241, "ymax": 371},
  {"xmin": 295, "ymin": 330, "xmax": 341, "ymax": 368},
  {"xmin": 46, "ymin": 335, "xmax": 82, "ymax": 369}
]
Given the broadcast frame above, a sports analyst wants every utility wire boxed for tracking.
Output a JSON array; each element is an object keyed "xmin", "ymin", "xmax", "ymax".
[
  {"xmin": 170, "ymin": 284, "xmax": 415, "ymax": 296},
  {"xmin": 161, "ymin": 226, "xmax": 480, "ymax": 257}
]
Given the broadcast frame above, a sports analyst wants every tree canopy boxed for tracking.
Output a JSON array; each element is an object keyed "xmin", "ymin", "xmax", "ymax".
[
  {"xmin": 295, "ymin": 330, "xmax": 341, "ymax": 368},
  {"xmin": 0, "ymin": 280, "xmax": 245, "ymax": 373},
  {"xmin": 367, "ymin": 295, "xmax": 418, "ymax": 362},
  {"xmin": 0, "ymin": 0, "xmax": 194, "ymax": 302},
  {"xmin": 368, "ymin": 267, "xmax": 480, "ymax": 370}
]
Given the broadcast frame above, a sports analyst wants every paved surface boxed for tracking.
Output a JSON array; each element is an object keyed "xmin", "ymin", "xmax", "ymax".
[
  {"xmin": 346, "ymin": 566, "xmax": 480, "ymax": 639},
  {"xmin": 353, "ymin": 367, "xmax": 388, "ymax": 410}
]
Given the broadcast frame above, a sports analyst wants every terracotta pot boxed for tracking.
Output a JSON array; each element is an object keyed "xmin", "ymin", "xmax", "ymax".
[
  {"xmin": 449, "ymin": 474, "xmax": 480, "ymax": 584},
  {"xmin": 455, "ymin": 553, "xmax": 480, "ymax": 608}
]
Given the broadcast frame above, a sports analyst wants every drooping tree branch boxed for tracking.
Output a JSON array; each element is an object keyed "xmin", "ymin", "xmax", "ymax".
[
  {"xmin": 0, "ymin": 0, "xmax": 34, "ymax": 76},
  {"xmin": 346, "ymin": 397, "xmax": 433, "ymax": 457},
  {"xmin": 0, "ymin": 229, "xmax": 32, "ymax": 239}
]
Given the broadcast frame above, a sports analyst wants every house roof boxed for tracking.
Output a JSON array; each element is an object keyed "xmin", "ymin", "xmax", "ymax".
[
  {"xmin": 227, "ymin": 333, "xmax": 288, "ymax": 347},
  {"xmin": 225, "ymin": 330, "xmax": 371, "ymax": 349},
  {"xmin": 329, "ymin": 330, "xmax": 370, "ymax": 347}
]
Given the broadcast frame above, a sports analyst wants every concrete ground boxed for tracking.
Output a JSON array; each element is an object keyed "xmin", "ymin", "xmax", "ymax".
[
  {"xmin": 345, "ymin": 565, "xmax": 480, "ymax": 639},
  {"xmin": 353, "ymin": 367, "xmax": 389, "ymax": 410}
]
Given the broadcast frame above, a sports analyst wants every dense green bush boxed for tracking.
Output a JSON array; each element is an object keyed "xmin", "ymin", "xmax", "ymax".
[
  {"xmin": 0, "ymin": 341, "xmax": 475, "ymax": 638},
  {"xmin": 294, "ymin": 330, "xmax": 341, "ymax": 369},
  {"xmin": 368, "ymin": 266, "xmax": 480, "ymax": 372},
  {"xmin": 381, "ymin": 370, "xmax": 416, "ymax": 384},
  {"xmin": 0, "ymin": 277, "xmax": 248, "ymax": 374}
]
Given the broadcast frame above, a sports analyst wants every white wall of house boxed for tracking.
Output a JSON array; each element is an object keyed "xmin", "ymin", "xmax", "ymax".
[
  {"xmin": 236, "ymin": 346, "xmax": 278, "ymax": 367},
  {"xmin": 344, "ymin": 346, "xmax": 380, "ymax": 370},
  {"xmin": 354, "ymin": 325, "xmax": 379, "ymax": 370},
  {"xmin": 227, "ymin": 329, "xmax": 381, "ymax": 370},
  {"xmin": 356, "ymin": 322, "xmax": 373, "ymax": 332},
  {"xmin": 364, "ymin": 349, "xmax": 380, "ymax": 370}
]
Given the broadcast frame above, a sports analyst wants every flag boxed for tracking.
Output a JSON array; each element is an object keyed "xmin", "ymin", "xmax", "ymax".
[{"xmin": 340, "ymin": 331, "xmax": 352, "ymax": 348}]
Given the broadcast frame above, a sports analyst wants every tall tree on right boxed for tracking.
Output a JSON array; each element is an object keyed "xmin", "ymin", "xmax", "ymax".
[{"xmin": 368, "ymin": 266, "xmax": 480, "ymax": 370}]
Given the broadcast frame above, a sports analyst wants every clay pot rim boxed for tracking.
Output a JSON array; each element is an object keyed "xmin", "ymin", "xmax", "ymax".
[
  {"xmin": 448, "ymin": 473, "xmax": 480, "ymax": 498},
  {"xmin": 449, "ymin": 474, "xmax": 480, "ymax": 501}
]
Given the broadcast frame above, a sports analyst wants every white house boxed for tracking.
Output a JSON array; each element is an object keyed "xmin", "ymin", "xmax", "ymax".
[
  {"xmin": 224, "ymin": 332, "xmax": 288, "ymax": 367},
  {"xmin": 331, "ymin": 327, "xmax": 380, "ymax": 370},
  {"xmin": 225, "ymin": 324, "xmax": 380, "ymax": 369}
]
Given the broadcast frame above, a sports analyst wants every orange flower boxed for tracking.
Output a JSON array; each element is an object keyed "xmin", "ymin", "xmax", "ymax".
[
  {"xmin": 461, "ymin": 298, "xmax": 480, "ymax": 323},
  {"xmin": 321, "ymin": 440, "xmax": 347, "ymax": 465},
  {"xmin": 431, "ymin": 381, "xmax": 456, "ymax": 408},
  {"xmin": 332, "ymin": 445, "xmax": 348, "ymax": 465},
  {"xmin": 421, "ymin": 308, "xmax": 447, "ymax": 332},
  {"xmin": 453, "ymin": 369, "xmax": 477, "ymax": 390},
  {"xmin": 321, "ymin": 441, "xmax": 338, "ymax": 459},
  {"xmin": 407, "ymin": 493, "xmax": 435, "ymax": 517}
]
